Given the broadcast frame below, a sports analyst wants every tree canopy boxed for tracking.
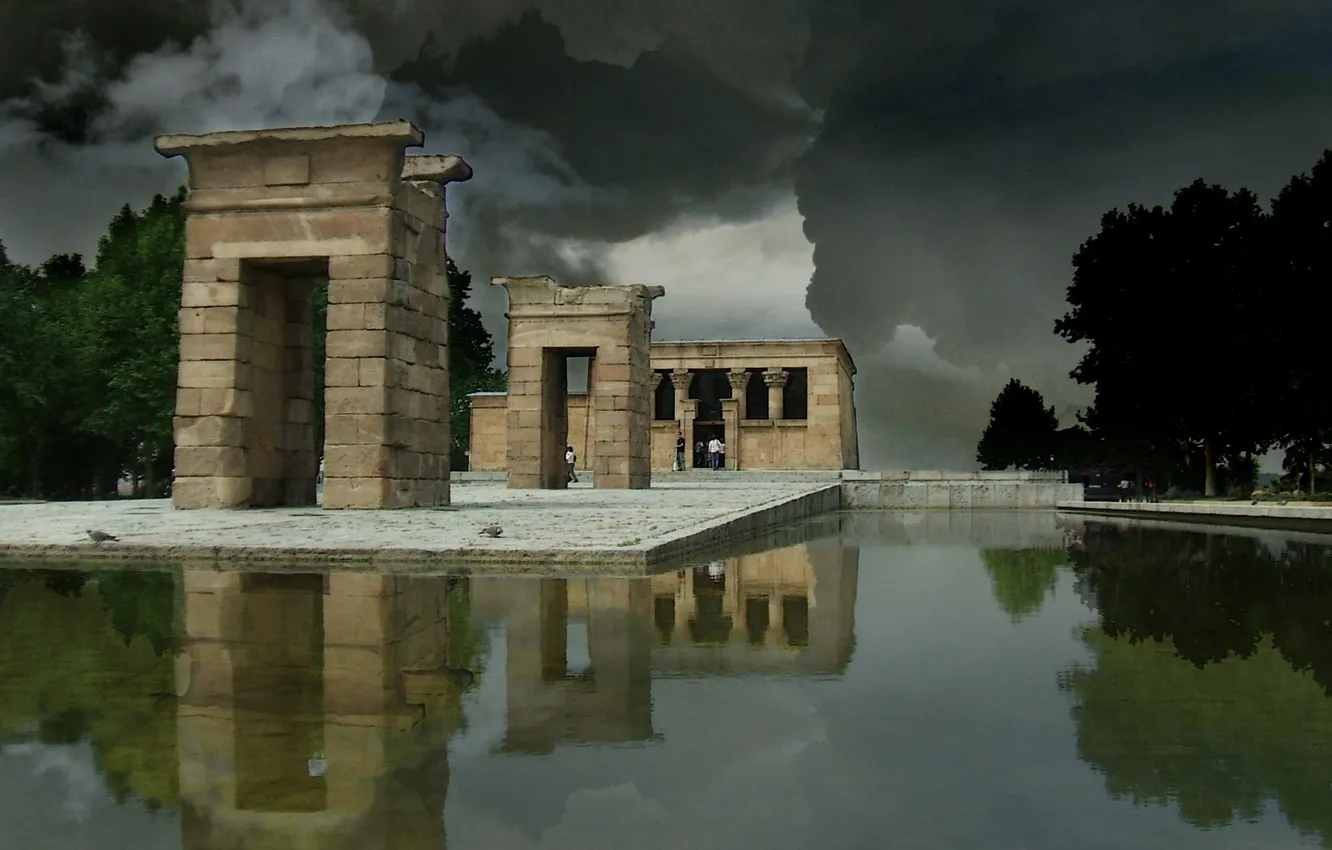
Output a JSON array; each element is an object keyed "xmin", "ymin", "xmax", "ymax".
[
  {"xmin": 975, "ymin": 378, "xmax": 1060, "ymax": 470},
  {"xmin": 981, "ymin": 150, "xmax": 1332, "ymax": 495},
  {"xmin": 0, "ymin": 191, "xmax": 504, "ymax": 498}
]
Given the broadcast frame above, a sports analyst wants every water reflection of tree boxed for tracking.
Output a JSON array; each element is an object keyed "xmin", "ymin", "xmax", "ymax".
[
  {"xmin": 980, "ymin": 548, "xmax": 1068, "ymax": 622},
  {"xmin": 0, "ymin": 569, "xmax": 178, "ymax": 809},
  {"xmin": 1068, "ymin": 526, "xmax": 1332, "ymax": 691},
  {"xmin": 1061, "ymin": 525, "xmax": 1332, "ymax": 843}
]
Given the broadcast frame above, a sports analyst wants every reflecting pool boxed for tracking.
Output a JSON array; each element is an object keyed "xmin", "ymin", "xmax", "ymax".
[{"xmin": 2, "ymin": 512, "xmax": 1331, "ymax": 849}]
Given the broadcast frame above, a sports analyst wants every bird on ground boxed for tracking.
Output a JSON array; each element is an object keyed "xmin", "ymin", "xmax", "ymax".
[
  {"xmin": 479, "ymin": 524, "xmax": 503, "ymax": 538},
  {"xmin": 86, "ymin": 529, "xmax": 119, "ymax": 543}
]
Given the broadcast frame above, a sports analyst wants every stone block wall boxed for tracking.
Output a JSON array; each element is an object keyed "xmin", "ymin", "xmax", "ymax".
[
  {"xmin": 157, "ymin": 122, "xmax": 465, "ymax": 509},
  {"xmin": 494, "ymin": 277, "xmax": 662, "ymax": 490},
  {"xmin": 466, "ymin": 338, "xmax": 860, "ymax": 472},
  {"xmin": 839, "ymin": 470, "xmax": 1082, "ymax": 509},
  {"xmin": 322, "ymin": 181, "xmax": 451, "ymax": 509}
]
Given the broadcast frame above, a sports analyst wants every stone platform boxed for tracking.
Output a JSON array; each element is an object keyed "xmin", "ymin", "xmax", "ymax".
[{"xmin": 0, "ymin": 481, "xmax": 839, "ymax": 574}]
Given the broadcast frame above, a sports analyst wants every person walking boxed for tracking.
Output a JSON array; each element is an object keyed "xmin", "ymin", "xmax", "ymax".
[
  {"xmin": 565, "ymin": 445, "xmax": 579, "ymax": 483},
  {"xmin": 674, "ymin": 431, "xmax": 686, "ymax": 471},
  {"xmin": 707, "ymin": 436, "xmax": 722, "ymax": 470}
]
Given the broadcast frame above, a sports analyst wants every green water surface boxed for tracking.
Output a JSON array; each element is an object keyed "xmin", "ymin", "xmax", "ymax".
[{"xmin": 1, "ymin": 513, "xmax": 1330, "ymax": 849}]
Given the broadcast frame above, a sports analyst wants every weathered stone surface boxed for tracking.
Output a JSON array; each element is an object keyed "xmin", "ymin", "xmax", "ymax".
[
  {"xmin": 493, "ymin": 277, "xmax": 662, "ymax": 491},
  {"xmin": 158, "ymin": 121, "xmax": 468, "ymax": 510},
  {"xmin": 469, "ymin": 339, "xmax": 859, "ymax": 473}
]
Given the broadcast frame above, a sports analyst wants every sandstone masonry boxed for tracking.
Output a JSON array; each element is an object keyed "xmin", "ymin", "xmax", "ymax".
[
  {"xmin": 493, "ymin": 276, "xmax": 664, "ymax": 489},
  {"xmin": 156, "ymin": 122, "xmax": 471, "ymax": 509}
]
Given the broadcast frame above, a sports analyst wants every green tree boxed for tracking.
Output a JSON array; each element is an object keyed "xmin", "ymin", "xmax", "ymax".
[
  {"xmin": 980, "ymin": 547, "xmax": 1068, "ymax": 622},
  {"xmin": 975, "ymin": 378, "xmax": 1060, "ymax": 470},
  {"xmin": 76, "ymin": 191, "xmax": 186, "ymax": 495},
  {"xmin": 0, "ymin": 251, "xmax": 100, "ymax": 497}
]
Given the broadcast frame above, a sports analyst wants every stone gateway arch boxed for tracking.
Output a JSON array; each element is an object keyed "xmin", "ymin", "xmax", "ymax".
[
  {"xmin": 156, "ymin": 121, "xmax": 469, "ymax": 510},
  {"xmin": 158, "ymin": 120, "xmax": 668, "ymax": 508}
]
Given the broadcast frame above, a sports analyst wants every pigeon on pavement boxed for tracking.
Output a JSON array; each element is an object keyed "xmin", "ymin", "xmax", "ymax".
[
  {"xmin": 479, "ymin": 524, "xmax": 503, "ymax": 538},
  {"xmin": 86, "ymin": 529, "xmax": 119, "ymax": 543}
]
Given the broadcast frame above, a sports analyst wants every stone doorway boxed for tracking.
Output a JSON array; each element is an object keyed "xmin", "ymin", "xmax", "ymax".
[
  {"xmin": 493, "ymin": 276, "xmax": 663, "ymax": 489},
  {"xmin": 239, "ymin": 258, "xmax": 324, "ymax": 507},
  {"xmin": 692, "ymin": 422, "xmax": 725, "ymax": 469},
  {"xmin": 156, "ymin": 121, "xmax": 471, "ymax": 509}
]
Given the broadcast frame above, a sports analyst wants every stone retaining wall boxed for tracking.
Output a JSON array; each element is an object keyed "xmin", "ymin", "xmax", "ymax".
[
  {"xmin": 446, "ymin": 469, "xmax": 1084, "ymax": 509},
  {"xmin": 842, "ymin": 472, "xmax": 1082, "ymax": 509}
]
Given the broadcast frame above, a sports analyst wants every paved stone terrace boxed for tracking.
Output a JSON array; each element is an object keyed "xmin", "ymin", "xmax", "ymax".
[{"xmin": 0, "ymin": 481, "xmax": 839, "ymax": 574}]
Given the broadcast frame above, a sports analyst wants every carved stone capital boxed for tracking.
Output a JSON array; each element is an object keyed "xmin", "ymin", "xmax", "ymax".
[
  {"xmin": 650, "ymin": 371, "xmax": 665, "ymax": 390},
  {"xmin": 762, "ymin": 369, "xmax": 789, "ymax": 388},
  {"xmin": 727, "ymin": 368, "xmax": 751, "ymax": 391},
  {"xmin": 670, "ymin": 368, "xmax": 693, "ymax": 391}
]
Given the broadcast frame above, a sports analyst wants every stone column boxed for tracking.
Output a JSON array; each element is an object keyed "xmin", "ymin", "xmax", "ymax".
[
  {"xmin": 726, "ymin": 368, "xmax": 751, "ymax": 471},
  {"xmin": 720, "ymin": 399, "xmax": 740, "ymax": 470},
  {"xmin": 727, "ymin": 368, "xmax": 751, "ymax": 419},
  {"xmin": 649, "ymin": 371, "xmax": 664, "ymax": 468},
  {"xmin": 764, "ymin": 368, "xmax": 789, "ymax": 420},
  {"xmin": 670, "ymin": 369, "xmax": 694, "ymax": 470}
]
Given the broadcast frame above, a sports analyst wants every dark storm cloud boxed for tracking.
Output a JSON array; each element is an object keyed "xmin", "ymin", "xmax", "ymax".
[{"xmin": 2, "ymin": 0, "xmax": 1330, "ymax": 466}]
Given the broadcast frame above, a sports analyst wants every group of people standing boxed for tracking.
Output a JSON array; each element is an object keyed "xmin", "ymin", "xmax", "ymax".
[
  {"xmin": 673, "ymin": 432, "xmax": 727, "ymax": 470},
  {"xmin": 565, "ymin": 432, "xmax": 731, "ymax": 482}
]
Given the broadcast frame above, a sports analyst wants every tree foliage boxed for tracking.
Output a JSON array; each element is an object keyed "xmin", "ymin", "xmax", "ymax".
[
  {"xmin": 0, "ymin": 191, "xmax": 503, "ymax": 498},
  {"xmin": 976, "ymin": 378, "xmax": 1060, "ymax": 470},
  {"xmin": 988, "ymin": 150, "xmax": 1332, "ymax": 495}
]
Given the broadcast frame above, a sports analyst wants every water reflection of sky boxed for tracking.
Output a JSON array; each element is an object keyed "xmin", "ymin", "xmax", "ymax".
[
  {"xmin": 0, "ymin": 742, "xmax": 178, "ymax": 849},
  {"xmin": 0, "ymin": 529, "xmax": 1326, "ymax": 849},
  {"xmin": 442, "ymin": 545, "xmax": 1315, "ymax": 850}
]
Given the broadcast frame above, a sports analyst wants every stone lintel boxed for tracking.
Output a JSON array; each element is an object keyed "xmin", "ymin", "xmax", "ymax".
[
  {"xmin": 492, "ymin": 275, "xmax": 666, "ymax": 312},
  {"xmin": 402, "ymin": 154, "xmax": 473, "ymax": 185},
  {"xmin": 154, "ymin": 121, "xmax": 425, "ymax": 158}
]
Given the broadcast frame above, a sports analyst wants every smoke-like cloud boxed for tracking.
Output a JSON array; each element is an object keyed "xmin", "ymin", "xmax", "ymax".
[{"xmin": 4, "ymin": 0, "xmax": 1332, "ymax": 467}]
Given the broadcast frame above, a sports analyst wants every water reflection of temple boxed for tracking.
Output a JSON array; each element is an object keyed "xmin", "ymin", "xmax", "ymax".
[
  {"xmin": 471, "ymin": 537, "xmax": 859, "ymax": 754},
  {"xmin": 177, "ymin": 571, "xmax": 459, "ymax": 849}
]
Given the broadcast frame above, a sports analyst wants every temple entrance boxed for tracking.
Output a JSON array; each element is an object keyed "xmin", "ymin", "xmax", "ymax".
[
  {"xmin": 691, "ymin": 422, "xmax": 725, "ymax": 469},
  {"xmin": 493, "ymin": 276, "xmax": 663, "ymax": 490},
  {"xmin": 240, "ymin": 258, "xmax": 324, "ymax": 507}
]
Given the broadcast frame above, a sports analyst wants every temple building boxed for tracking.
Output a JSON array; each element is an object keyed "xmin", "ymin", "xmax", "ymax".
[{"xmin": 468, "ymin": 338, "xmax": 860, "ymax": 471}]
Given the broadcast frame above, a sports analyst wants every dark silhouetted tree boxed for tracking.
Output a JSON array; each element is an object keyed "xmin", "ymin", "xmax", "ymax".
[
  {"xmin": 976, "ymin": 378, "xmax": 1060, "ymax": 470},
  {"xmin": 1269, "ymin": 150, "xmax": 1332, "ymax": 493},
  {"xmin": 1056, "ymin": 181, "xmax": 1272, "ymax": 495}
]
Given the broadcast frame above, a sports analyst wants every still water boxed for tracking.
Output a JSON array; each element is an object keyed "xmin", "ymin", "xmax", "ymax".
[{"xmin": 2, "ymin": 511, "xmax": 1331, "ymax": 849}]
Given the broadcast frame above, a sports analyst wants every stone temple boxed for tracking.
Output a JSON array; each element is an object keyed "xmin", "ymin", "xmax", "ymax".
[
  {"xmin": 469, "ymin": 338, "xmax": 860, "ymax": 473},
  {"xmin": 156, "ymin": 121, "xmax": 467, "ymax": 510},
  {"xmin": 156, "ymin": 119, "xmax": 860, "ymax": 509}
]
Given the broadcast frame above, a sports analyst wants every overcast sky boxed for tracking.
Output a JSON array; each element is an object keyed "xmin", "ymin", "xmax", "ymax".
[{"xmin": 2, "ymin": 0, "xmax": 1330, "ymax": 468}]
